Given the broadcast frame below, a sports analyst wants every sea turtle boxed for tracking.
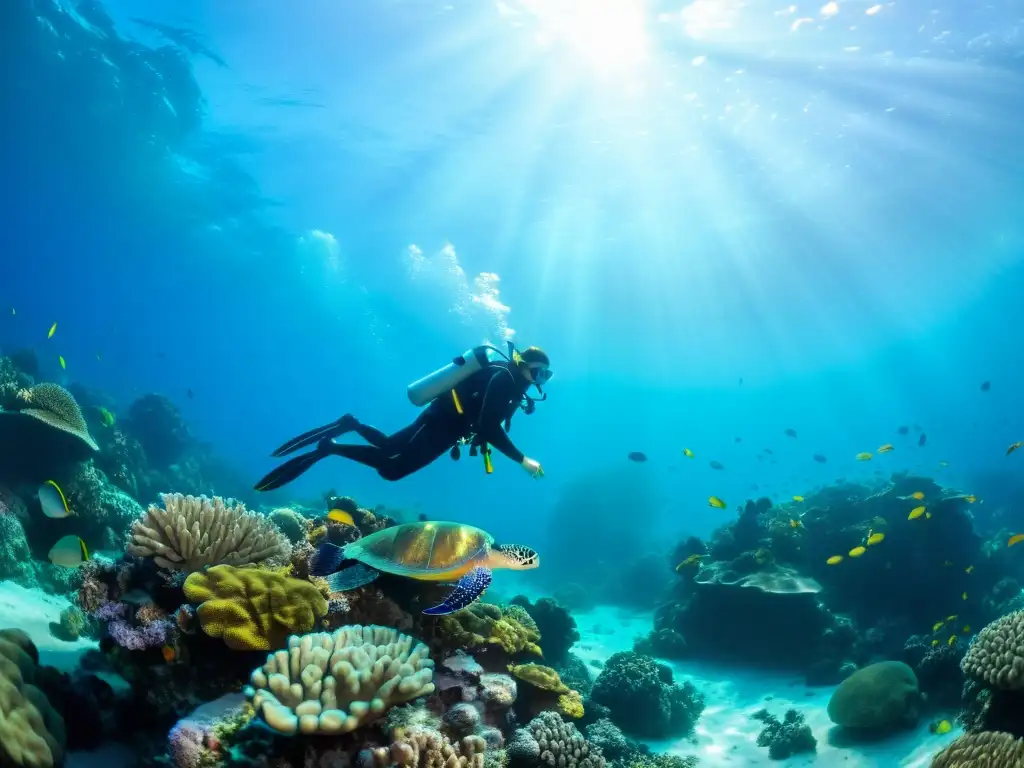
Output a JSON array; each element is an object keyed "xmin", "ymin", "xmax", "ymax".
[{"xmin": 310, "ymin": 521, "xmax": 539, "ymax": 615}]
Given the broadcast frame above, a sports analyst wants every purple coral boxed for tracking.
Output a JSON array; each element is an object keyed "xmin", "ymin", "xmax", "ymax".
[
  {"xmin": 167, "ymin": 721, "xmax": 208, "ymax": 768},
  {"xmin": 93, "ymin": 601, "xmax": 128, "ymax": 620},
  {"xmin": 107, "ymin": 618, "xmax": 171, "ymax": 650}
]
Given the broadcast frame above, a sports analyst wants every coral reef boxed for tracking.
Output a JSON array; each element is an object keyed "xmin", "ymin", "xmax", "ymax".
[
  {"xmin": 509, "ymin": 711, "xmax": 605, "ymax": 768},
  {"xmin": 509, "ymin": 597, "xmax": 579, "ymax": 666},
  {"xmin": 751, "ymin": 708, "xmax": 816, "ymax": 760},
  {"xmin": 0, "ymin": 628, "xmax": 66, "ymax": 768},
  {"xmin": 244, "ymin": 624, "xmax": 435, "ymax": 734},
  {"xmin": 129, "ymin": 493, "xmax": 290, "ymax": 572},
  {"xmin": 438, "ymin": 603, "xmax": 543, "ymax": 668},
  {"xmin": 589, "ymin": 652, "xmax": 705, "ymax": 739},
  {"xmin": 183, "ymin": 564, "xmax": 328, "ymax": 651},
  {"xmin": 371, "ymin": 727, "xmax": 486, "ymax": 768},
  {"xmin": 932, "ymin": 730, "xmax": 1024, "ymax": 766},
  {"xmin": 826, "ymin": 661, "xmax": 921, "ymax": 731}
]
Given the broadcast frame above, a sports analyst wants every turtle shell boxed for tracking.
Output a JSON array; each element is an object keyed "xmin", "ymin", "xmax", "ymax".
[{"xmin": 343, "ymin": 521, "xmax": 494, "ymax": 580}]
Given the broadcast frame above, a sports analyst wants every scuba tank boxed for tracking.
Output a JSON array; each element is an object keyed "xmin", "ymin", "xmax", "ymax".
[{"xmin": 407, "ymin": 343, "xmax": 514, "ymax": 407}]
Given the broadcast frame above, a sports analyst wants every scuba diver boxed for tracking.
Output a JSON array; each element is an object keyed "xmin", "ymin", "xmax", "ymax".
[{"xmin": 254, "ymin": 343, "xmax": 552, "ymax": 491}]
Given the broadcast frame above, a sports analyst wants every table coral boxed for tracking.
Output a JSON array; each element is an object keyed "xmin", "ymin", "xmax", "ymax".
[
  {"xmin": 244, "ymin": 624, "xmax": 435, "ymax": 735},
  {"xmin": 184, "ymin": 564, "xmax": 328, "ymax": 651}
]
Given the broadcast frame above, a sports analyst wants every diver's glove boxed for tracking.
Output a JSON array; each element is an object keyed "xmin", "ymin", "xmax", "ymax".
[{"xmin": 521, "ymin": 457, "xmax": 545, "ymax": 478}]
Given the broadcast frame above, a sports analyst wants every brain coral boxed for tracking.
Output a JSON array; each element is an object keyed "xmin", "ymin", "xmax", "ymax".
[
  {"xmin": 961, "ymin": 611, "xmax": 1024, "ymax": 690},
  {"xmin": 931, "ymin": 731, "xmax": 1024, "ymax": 767},
  {"xmin": 129, "ymin": 493, "xmax": 290, "ymax": 572},
  {"xmin": 0, "ymin": 629, "xmax": 66, "ymax": 768},
  {"xmin": 826, "ymin": 661, "xmax": 920, "ymax": 729},
  {"xmin": 244, "ymin": 624, "xmax": 435, "ymax": 735},
  {"xmin": 526, "ymin": 711, "xmax": 605, "ymax": 768},
  {"xmin": 184, "ymin": 564, "xmax": 327, "ymax": 651}
]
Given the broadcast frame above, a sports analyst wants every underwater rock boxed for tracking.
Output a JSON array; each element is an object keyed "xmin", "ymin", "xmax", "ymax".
[{"xmin": 826, "ymin": 660, "xmax": 921, "ymax": 732}]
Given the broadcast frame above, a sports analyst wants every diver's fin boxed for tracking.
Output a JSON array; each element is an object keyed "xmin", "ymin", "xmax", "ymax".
[
  {"xmin": 254, "ymin": 448, "xmax": 328, "ymax": 492},
  {"xmin": 423, "ymin": 567, "xmax": 492, "ymax": 616},
  {"xmin": 325, "ymin": 563, "xmax": 380, "ymax": 592},
  {"xmin": 309, "ymin": 542, "xmax": 348, "ymax": 577},
  {"xmin": 270, "ymin": 414, "xmax": 357, "ymax": 457}
]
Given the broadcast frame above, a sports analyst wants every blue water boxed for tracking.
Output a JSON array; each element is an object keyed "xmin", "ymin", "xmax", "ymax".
[{"xmin": 2, "ymin": 0, "xmax": 1023, "ymax": 566}]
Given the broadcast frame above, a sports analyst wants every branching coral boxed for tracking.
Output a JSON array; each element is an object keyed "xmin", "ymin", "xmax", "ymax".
[
  {"xmin": 183, "ymin": 564, "xmax": 328, "ymax": 651},
  {"xmin": 244, "ymin": 624, "xmax": 435, "ymax": 735},
  {"xmin": 128, "ymin": 493, "xmax": 290, "ymax": 572},
  {"xmin": 751, "ymin": 708, "xmax": 816, "ymax": 760}
]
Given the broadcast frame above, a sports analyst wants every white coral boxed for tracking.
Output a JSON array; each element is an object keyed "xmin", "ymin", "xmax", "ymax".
[
  {"xmin": 244, "ymin": 624, "xmax": 436, "ymax": 735},
  {"xmin": 127, "ymin": 493, "xmax": 290, "ymax": 572}
]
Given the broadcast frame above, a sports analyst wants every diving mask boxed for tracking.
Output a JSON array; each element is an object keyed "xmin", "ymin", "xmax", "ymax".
[{"xmin": 528, "ymin": 365, "xmax": 553, "ymax": 386}]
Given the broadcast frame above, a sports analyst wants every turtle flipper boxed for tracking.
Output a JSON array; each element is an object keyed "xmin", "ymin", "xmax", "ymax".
[
  {"xmin": 326, "ymin": 563, "xmax": 380, "ymax": 593},
  {"xmin": 423, "ymin": 567, "xmax": 492, "ymax": 616}
]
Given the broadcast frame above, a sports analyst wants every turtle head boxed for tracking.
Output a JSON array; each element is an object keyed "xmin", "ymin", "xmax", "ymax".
[{"xmin": 491, "ymin": 544, "xmax": 539, "ymax": 571}]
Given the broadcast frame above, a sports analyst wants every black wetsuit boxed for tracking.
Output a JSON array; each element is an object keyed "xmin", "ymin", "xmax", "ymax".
[{"xmin": 329, "ymin": 364, "xmax": 530, "ymax": 480}]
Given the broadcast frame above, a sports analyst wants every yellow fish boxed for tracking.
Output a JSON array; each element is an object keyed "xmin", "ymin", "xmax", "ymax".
[
  {"xmin": 792, "ymin": 495, "xmax": 805, "ymax": 502},
  {"xmin": 965, "ymin": 565, "xmax": 974, "ymax": 574},
  {"xmin": 849, "ymin": 546, "xmax": 867, "ymax": 558},
  {"xmin": 962, "ymin": 592, "xmax": 968, "ymax": 601},
  {"xmin": 826, "ymin": 555, "xmax": 843, "ymax": 565},
  {"xmin": 866, "ymin": 532, "xmax": 884, "ymax": 546},
  {"xmin": 926, "ymin": 512, "xmax": 932, "ymax": 519},
  {"xmin": 327, "ymin": 509, "xmax": 355, "ymax": 526},
  {"xmin": 38, "ymin": 480, "xmax": 73, "ymax": 519},
  {"xmin": 1009, "ymin": 533, "xmax": 1024, "ymax": 548},
  {"xmin": 964, "ymin": 495, "xmax": 976, "ymax": 503},
  {"xmin": 48, "ymin": 322, "xmax": 57, "ymax": 339},
  {"xmin": 683, "ymin": 448, "xmax": 694, "ymax": 458},
  {"xmin": 675, "ymin": 554, "xmax": 705, "ymax": 571},
  {"xmin": 59, "ymin": 355, "xmax": 66, "ymax": 370},
  {"xmin": 963, "ymin": 625, "xmax": 971, "ymax": 633},
  {"xmin": 932, "ymin": 621, "xmax": 944, "ymax": 631},
  {"xmin": 948, "ymin": 635, "xmax": 957, "ymax": 646},
  {"xmin": 877, "ymin": 444, "xmax": 894, "ymax": 453},
  {"xmin": 789, "ymin": 519, "xmax": 803, "ymax": 529},
  {"xmin": 931, "ymin": 639, "xmax": 939, "ymax": 647},
  {"xmin": 911, "ymin": 491, "xmax": 925, "ymax": 500},
  {"xmin": 933, "ymin": 719, "xmax": 952, "ymax": 735},
  {"xmin": 908, "ymin": 506, "xmax": 926, "ymax": 520},
  {"xmin": 946, "ymin": 615, "xmax": 958, "ymax": 622},
  {"xmin": 1008, "ymin": 442, "xmax": 1022, "ymax": 456},
  {"xmin": 97, "ymin": 407, "xmax": 116, "ymax": 427},
  {"xmin": 855, "ymin": 452, "xmax": 872, "ymax": 461},
  {"xmin": 708, "ymin": 496, "xmax": 727, "ymax": 509}
]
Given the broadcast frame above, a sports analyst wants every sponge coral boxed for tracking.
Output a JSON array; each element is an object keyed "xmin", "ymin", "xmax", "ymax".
[
  {"xmin": 184, "ymin": 564, "xmax": 327, "ymax": 651},
  {"xmin": 244, "ymin": 624, "xmax": 435, "ymax": 735},
  {"xmin": 961, "ymin": 611, "xmax": 1024, "ymax": 690},
  {"xmin": 590, "ymin": 652, "xmax": 705, "ymax": 739},
  {"xmin": 129, "ymin": 493, "xmax": 290, "ymax": 572},
  {"xmin": 826, "ymin": 661, "xmax": 920, "ymax": 730},
  {"xmin": 440, "ymin": 604, "xmax": 542, "ymax": 658},
  {"xmin": 932, "ymin": 731, "xmax": 1024, "ymax": 766},
  {"xmin": 0, "ymin": 629, "xmax": 66, "ymax": 768}
]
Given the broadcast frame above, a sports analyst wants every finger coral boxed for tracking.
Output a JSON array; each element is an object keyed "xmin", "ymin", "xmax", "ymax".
[
  {"xmin": 184, "ymin": 564, "xmax": 328, "ymax": 651},
  {"xmin": 371, "ymin": 727, "xmax": 486, "ymax": 768},
  {"xmin": 961, "ymin": 610, "xmax": 1024, "ymax": 690},
  {"xmin": 128, "ymin": 493, "xmax": 290, "ymax": 573},
  {"xmin": 0, "ymin": 629, "xmax": 66, "ymax": 768},
  {"xmin": 244, "ymin": 624, "xmax": 435, "ymax": 735}
]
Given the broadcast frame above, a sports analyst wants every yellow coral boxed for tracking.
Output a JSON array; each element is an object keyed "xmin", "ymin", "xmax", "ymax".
[
  {"xmin": 308, "ymin": 525, "xmax": 327, "ymax": 545},
  {"xmin": 509, "ymin": 663, "xmax": 569, "ymax": 694},
  {"xmin": 441, "ymin": 603, "xmax": 542, "ymax": 657},
  {"xmin": 183, "ymin": 564, "xmax": 328, "ymax": 651},
  {"xmin": 557, "ymin": 689, "xmax": 585, "ymax": 719}
]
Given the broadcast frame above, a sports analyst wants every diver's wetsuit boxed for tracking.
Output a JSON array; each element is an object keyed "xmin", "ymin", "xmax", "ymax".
[{"xmin": 254, "ymin": 363, "xmax": 531, "ymax": 490}]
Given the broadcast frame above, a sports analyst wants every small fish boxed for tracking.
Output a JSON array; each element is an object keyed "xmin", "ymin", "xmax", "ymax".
[
  {"xmin": 962, "ymin": 592, "xmax": 968, "ymax": 601},
  {"xmin": 162, "ymin": 645, "xmax": 176, "ymax": 664},
  {"xmin": 981, "ymin": 381, "xmax": 991, "ymax": 392},
  {"xmin": 58, "ymin": 355, "xmax": 66, "ymax": 370},
  {"xmin": 948, "ymin": 635, "xmax": 957, "ymax": 646},
  {"xmin": 932, "ymin": 621, "xmax": 944, "ymax": 632},
  {"xmin": 855, "ymin": 452, "xmax": 872, "ymax": 461},
  {"xmin": 848, "ymin": 546, "xmax": 866, "ymax": 558},
  {"xmin": 675, "ymin": 554, "xmax": 705, "ymax": 571},
  {"xmin": 1008, "ymin": 442, "xmax": 1022, "ymax": 456},
  {"xmin": 939, "ymin": 460, "xmax": 949, "ymax": 467},
  {"xmin": 709, "ymin": 460, "xmax": 724, "ymax": 470},
  {"xmin": 48, "ymin": 322, "xmax": 57, "ymax": 339},
  {"xmin": 931, "ymin": 639, "xmax": 939, "ymax": 647},
  {"xmin": 734, "ymin": 436, "xmax": 742, "ymax": 443},
  {"xmin": 964, "ymin": 495, "xmax": 976, "ymax": 503},
  {"xmin": 187, "ymin": 388, "xmax": 195, "ymax": 400},
  {"xmin": 38, "ymin": 480, "xmax": 72, "ymax": 519},
  {"xmin": 789, "ymin": 519, "xmax": 803, "ymax": 529},
  {"xmin": 813, "ymin": 454, "xmax": 827, "ymax": 463},
  {"xmin": 96, "ymin": 351, "xmax": 102, "ymax": 361},
  {"xmin": 933, "ymin": 719, "xmax": 952, "ymax": 735},
  {"xmin": 48, "ymin": 534, "xmax": 89, "ymax": 568},
  {"xmin": 738, "ymin": 378, "xmax": 744, "ymax": 385},
  {"xmin": 683, "ymin": 448, "xmax": 694, "ymax": 458},
  {"xmin": 926, "ymin": 512, "xmax": 932, "ymax": 519},
  {"xmin": 792, "ymin": 495, "xmax": 805, "ymax": 502},
  {"xmin": 963, "ymin": 625, "xmax": 971, "ymax": 633},
  {"xmin": 909, "ymin": 506, "xmax": 926, "ymax": 520},
  {"xmin": 97, "ymin": 407, "xmax": 115, "ymax": 427},
  {"xmin": 708, "ymin": 496, "xmax": 727, "ymax": 509},
  {"xmin": 947, "ymin": 615, "xmax": 958, "ymax": 622},
  {"xmin": 866, "ymin": 532, "xmax": 885, "ymax": 546},
  {"xmin": 826, "ymin": 555, "xmax": 843, "ymax": 565},
  {"xmin": 919, "ymin": 433, "xmax": 927, "ymax": 447},
  {"xmin": 1009, "ymin": 533, "xmax": 1024, "ymax": 547},
  {"xmin": 877, "ymin": 444, "xmax": 894, "ymax": 453},
  {"xmin": 327, "ymin": 509, "xmax": 355, "ymax": 526},
  {"xmin": 627, "ymin": 452, "xmax": 648, "ymax": 463},
  {"xmin": 784, "ymin": 429, "xmax": 797, "ymax": 438},
  {"xmin": 764, "ymin": 448, "xmax": 774, "ymax": 455},
  {"xmin": 10, "ymin": 307, "xmax": 14, "ymax": 315},
  {"xmin": 897, "ymin": 425, "xmax": 909, "ymax": 435},
  {"xmin": 911, "ymin": 491, "xmax": 925, "ymax": 500},
  {"xmin": 965, "ymin": 565, "xmax": 974, "ymax": 574}
]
